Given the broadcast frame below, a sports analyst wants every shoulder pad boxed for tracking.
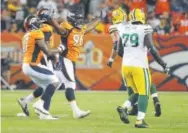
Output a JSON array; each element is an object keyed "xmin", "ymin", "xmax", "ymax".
[
  {"xmin": 108, "ymin": 24, "xmax": 118, "ymax": 34},
  {"xmin": 60, "ymin": 21, "xmax": 73, "ymax": 30},
  {"xmin": 40, "ymin": 24, "xmax": 53, "ymax": 33},
  {"xmin": 30, "ymin": 29, "xmax": 44, "ymax": 39},
  {"xmin": 144, "ymin": 24, "xmax": 153, "ymax": 34}
]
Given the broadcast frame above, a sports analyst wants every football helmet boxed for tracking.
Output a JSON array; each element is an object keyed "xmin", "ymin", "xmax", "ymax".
[
  {"xmin": 129, "ymin": 8, "xmax": 146, "ymax": 24},
  {"xmin": 37, "ymin": 8, "xmax": 54, "ymax": 23},
  {"xmin": 111, "ymin": 7, "xmax": 127, "ymax": 24},
  {"xmin": 24, "ymin": 15, "xmax": 41, "ymax": 31},
  {"xmin": 67, "ymin": 5, "xmax": 85, "ymax": 29}
]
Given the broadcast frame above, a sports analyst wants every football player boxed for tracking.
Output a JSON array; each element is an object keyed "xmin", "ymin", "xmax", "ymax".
[
  {"xmin": 17, "ymin": 8, "xmax": 58, "ymax": 117},
  {"xmin": 38, "ymin": 6, "xmax": 108, "ymax": 118},
  {"xmin": 21, "ymin": 15, "xmax": 64, "ymax": 120},
  {"xmin": 107, "ymin": 7, "xmax": 162, "ymax": 117},
  {"xmin": 107, "ymin": 8, "xmax": 169, "ymax": 128}
]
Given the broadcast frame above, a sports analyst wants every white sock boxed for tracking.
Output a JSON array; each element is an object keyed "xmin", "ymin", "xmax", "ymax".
[
  {"xmin": 122, "ymin": 100, "xmax": 132, "ymax": 109},
  {"xmin": 70, "ymin": 100, "xmax": 80, "ymax": 113},
  {"xmin": 24, "ymin": 94, "xmax": 35, "ymax": 103},
  {"xmin": 137, "ymin": 111, "xmax": 146, "ymax": 120},
  {"xmin": 151, "ymin": 93, "xmax": 158, "ymax": 98}
]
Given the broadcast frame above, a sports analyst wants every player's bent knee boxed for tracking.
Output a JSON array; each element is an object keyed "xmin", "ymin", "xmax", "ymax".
[
  {"xmin": 33, "ymin": 87, "xmax": 43, "ymax": 98},
  {"xmin": 49, "ymin": 75, "xmax": 60, "ymax": 88},
  {"xmin": 64, "ymin": 82, "xmax": 76, "ymax": 90}
]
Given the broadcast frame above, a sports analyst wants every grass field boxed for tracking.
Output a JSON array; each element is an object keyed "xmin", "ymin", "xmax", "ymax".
[{"xmin": 1, "ymin": 90, "xmax": 188, "ymax": 133}]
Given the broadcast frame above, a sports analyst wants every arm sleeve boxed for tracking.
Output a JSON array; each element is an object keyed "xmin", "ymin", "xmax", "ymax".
[
  {"xmin": 144, "ymin": 33, "xmax": 166, "ymax": 68},
  {"xmin": 108, "ymin": 25, "xmax": 118, "ymax": 34}
]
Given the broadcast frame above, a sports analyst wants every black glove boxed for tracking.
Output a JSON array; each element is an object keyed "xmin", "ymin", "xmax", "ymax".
[
  {"xmin": 164, "ymin": 66, "xmax": 171, "ymax": 75},
  {"xmin": 107, "ymin": 58, "xmax": 114, "ymax": 68},
  {"xmin": 100, "ymin": 7, "xmax": 109, "ymax": 19},
  {"xmin": 162, "ymin": 63, "xmax": 170, "ymax": 75}
]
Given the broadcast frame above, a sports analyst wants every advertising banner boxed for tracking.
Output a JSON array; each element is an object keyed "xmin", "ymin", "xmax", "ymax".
[{"xmin": 1, "ymin": 32, "xmax": 188, "ymax": 91}]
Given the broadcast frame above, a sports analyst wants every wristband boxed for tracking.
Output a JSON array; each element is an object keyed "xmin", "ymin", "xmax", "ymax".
[{"xmin": 109, "ymin": 58, "xmax": 114, "ymax": 62}]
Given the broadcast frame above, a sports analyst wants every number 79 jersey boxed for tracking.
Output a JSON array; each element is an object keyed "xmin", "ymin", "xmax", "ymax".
[{"xmin": 110, "ymin": 23, "xmax": 153, "ymax": 68}]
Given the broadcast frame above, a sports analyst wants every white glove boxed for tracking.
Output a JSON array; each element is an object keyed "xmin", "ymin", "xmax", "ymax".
[{"xmin": 57, "ymin": 44, "xmax": 66, "ymax": 53}]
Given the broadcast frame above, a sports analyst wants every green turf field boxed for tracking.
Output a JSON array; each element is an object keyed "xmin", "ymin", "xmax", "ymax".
[{"xmin": 1, "ymin": 90, "xmax": 188, "ymax": 133}]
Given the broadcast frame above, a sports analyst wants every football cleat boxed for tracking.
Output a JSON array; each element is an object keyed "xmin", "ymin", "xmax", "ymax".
[
  {"xmin": 33, "ymin": 99, "xmax": 49, "ymax": 115},
  {"xmin": 135, "ymin": 120, "xmax": 149, "ymax": 128},
  {"xmin": 73, "ymin": 110, "xmax": 91, "ymax": 119},
  {"xmin": 154, "ymin": 102, "xmax": 161, "ymax": 117},
  {"xmin": 117, "ymin": 106, "xmax": 130, "ymax": 124},
  {"xmin": 39, "ymin": 113, "xmax": 58, "ymax": 120},
  {"xmin": 128, "ymin": 104, "xmax": 138, "ymax": 116},
  {"xmin": 17, "ymin": 98, "xmax": 30, "ymax": 116}
]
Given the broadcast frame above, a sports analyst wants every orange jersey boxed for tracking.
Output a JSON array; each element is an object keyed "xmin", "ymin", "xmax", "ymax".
[
  {"xmin": 60, "ymin": 21, "xmax": 86, "ymax": 62},
  {"xmin": 22, "ymin": 29, "xmax": 44, "ymax": 65},
  {"xmin": 40, "ymin": 24, "xmax": 54, "ymax": 48}
]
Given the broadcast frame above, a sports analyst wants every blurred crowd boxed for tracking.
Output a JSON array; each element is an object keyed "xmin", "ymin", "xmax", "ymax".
[{"xmin": 1, "ymin": 0, "xmax": 188, "ymax": 35}]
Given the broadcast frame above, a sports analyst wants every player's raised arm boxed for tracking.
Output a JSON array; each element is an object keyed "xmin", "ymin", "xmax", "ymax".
[
  {"xmin": 107, "ymin": 30, "xmax": 120, "ymax": 67},
  {"xmin": 144, "ymin": 32, "xmax": 170, "ymax": 74},
  {"xmin": 50, "ymin": 18, "xmax": 67, "ymax": 35},
  {"xmin": 84, "ymin": 7, "xmax": 108, "ymax": 34},
  {"xmin": 37, "ymin": 9, "xmax": 67, "ymax": 36},
  {"xmin": 107, "ymin": 7, "xmax": 127, "ymax": 67}
]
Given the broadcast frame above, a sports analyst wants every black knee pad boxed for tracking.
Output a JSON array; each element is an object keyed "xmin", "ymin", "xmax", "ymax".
[
  {"xmin": 33, "ymin": 87, "xmax": 43, "ymax": 98},
  {"xmin": 65, "ymin": 88, "xmax": 75, "ymax": 101}
]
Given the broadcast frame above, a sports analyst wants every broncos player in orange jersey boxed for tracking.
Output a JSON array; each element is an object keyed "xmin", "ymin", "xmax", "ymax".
[
  {"xmin": 39, "ymin": 6, "xmax": 108, "ymax": 118},
  {"xmin": 20, "ymin": 15, "xmax": 65, "ymax": 120},
  {"xmin": 17, "ymin": 9, "xmax": 59, "ymax": 118}
]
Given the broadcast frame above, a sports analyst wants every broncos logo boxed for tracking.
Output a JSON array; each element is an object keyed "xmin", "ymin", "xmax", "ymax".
[{"xmin": 149, "ymin": 36, "xmax": 188, "ymax": 91}]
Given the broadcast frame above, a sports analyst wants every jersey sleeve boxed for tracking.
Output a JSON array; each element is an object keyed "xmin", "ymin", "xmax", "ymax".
[
  {"xmin": 81, "ymin": 25, "xmax": 87, "ymax": 33},
  {"xmin": 144, "ymin": 25, "xmax": 153, "ymax": 35},
  {"xmin": 59, "ymin": 21, "xmax": 73, "ymax": 37},
  {"xmin": 60, "ymin": 21, "xmax": 73, "ymax": 30},
  {"xmin": 108, "ymin": 25, "xmax": 118, "ymax": 34}
]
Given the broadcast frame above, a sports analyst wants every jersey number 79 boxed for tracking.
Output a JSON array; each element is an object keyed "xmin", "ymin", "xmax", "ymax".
[{"xmin": 122, "ymin": 33, "xmax": 139, "ymax": 47}]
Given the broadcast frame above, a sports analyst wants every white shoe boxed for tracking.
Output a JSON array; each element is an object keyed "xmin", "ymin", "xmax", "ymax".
[
  {"xmin": 34, "ymin": 109, "xmax": 40, "ymax": 116},
  {"xmin": 33, "ymin": 99, "xmax": 49, "ymax": 115},
  {"xmin": 17, "ymin": 98, "xmax": 29, "ymax": 116},
  {"xmin": 73, "ymin": 110, "xmax": 91, "ymax": 119},
  {"xmin": 39, "ymin": 113, "xmax": 58, "ymax": 120}
]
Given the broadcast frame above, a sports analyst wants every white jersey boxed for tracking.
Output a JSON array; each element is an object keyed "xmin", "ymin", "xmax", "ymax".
[{"xmin": 109, "ymin": 22, "xmax": 153, "ymax": 68}]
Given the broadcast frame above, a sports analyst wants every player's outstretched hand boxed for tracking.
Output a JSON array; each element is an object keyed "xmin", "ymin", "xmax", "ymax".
[
  {"xmin": 164, "ymin": 66, "xmax": 171, "ymax": 75},
  {"xmin": 57, "ymin": 44, "xmax": 66, "ymax": 53},
  {"xmin": 107, "ymin": 58, "xmax": 114, "ymax": 68},
  {"xmin": 100, "ymin": 7, "xmax": 109, "ymax": 19},
  {"xmin": 162, "ymin": 63, "xmax": 171, "ymax": 75}
]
